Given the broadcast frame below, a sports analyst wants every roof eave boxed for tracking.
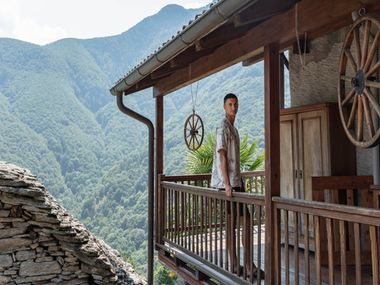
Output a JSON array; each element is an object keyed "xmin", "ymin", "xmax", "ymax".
[{"xmin": 110, "ymin": 0, "xmax": 257, "ymax": 96}]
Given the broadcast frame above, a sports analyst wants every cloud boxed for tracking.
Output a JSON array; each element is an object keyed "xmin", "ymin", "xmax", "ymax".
[{"xmin": 0, "ymin": 0, "xmax": 67, "ymax": 45}]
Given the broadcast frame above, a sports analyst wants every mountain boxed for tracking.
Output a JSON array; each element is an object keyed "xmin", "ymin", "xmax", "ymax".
[{"xmin": 0, "ymin": 4, "xmax": 283, "ymax": 275}]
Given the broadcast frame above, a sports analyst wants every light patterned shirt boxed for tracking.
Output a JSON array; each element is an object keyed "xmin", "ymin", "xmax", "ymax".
[{"xmin": 211, "ymin": 117, "xmax": 241, "ymax": 189}]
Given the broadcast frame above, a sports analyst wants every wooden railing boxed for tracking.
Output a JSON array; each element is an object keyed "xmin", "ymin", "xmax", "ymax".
[
  {"xmin": 274, "ymin": 197, "xmax": 380, "ymax": 285},
  {"xmin": 162, "ymin": 170, "xmax": 265, "ymax": 194},
  {"xmin": 158, "ymin": 180, "xmax": 266, "ymax": 284}
]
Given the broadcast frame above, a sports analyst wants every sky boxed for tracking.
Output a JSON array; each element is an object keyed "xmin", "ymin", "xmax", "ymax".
[{"xmin": 0, "ymin": 0, "xmax": 211, "ymax": 45}]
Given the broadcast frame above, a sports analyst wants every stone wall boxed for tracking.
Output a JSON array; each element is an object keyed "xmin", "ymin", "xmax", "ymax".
[
  {"xmin": 0, "ymin": 162, "xmax": 145, "ymax": 285},
  {"xmin": 289, "ymin": 27, "xmax": 373, "ymax": 175}
]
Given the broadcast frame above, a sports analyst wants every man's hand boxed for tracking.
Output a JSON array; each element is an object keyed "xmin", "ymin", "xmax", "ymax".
[{"xmin": 226, "ymin": 184, "xmax": 233, "ymax": 197}]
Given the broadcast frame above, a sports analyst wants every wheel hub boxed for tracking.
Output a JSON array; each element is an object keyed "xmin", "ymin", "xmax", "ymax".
[{"xmin": 351, "ymin": 69, "xmax": 365, "ymax": 95}]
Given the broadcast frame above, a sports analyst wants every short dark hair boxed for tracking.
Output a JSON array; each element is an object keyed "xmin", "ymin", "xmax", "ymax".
[{"xmin": 224, "ymin": 93, "xmax": 238, "ymax": 104}]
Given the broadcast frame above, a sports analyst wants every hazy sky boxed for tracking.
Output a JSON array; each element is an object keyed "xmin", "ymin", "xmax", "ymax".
[{"xmin": 0, "ymin": 0, "xmax": 211, "ymax": 45}]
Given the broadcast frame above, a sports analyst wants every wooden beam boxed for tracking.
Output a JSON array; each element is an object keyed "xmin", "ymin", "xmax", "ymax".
[
  {"xmin": 155, "ymin": 93, "xmax": 164, "ymax": 245},
  {"xmin": 154, "ymin": 0, "xmax": 380, "ymax": 97},
  {"xmin": 242, "ymin": 52, "xmax": 264, "ymax": 67},
  {"xmin": 263, "ymin": 42, "xmax": 281, "ymax": 285}
]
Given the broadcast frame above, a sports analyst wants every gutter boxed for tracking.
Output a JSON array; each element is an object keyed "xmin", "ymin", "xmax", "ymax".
[
  {"xmin": 116, "ymin": 93, "xmax": 154, "ymax": 284},
  {"xmin": 110, "ymin": 0, "xmax": 257, "ymax": 96}
]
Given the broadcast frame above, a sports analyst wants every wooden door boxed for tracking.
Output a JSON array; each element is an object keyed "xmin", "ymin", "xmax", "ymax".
[
  {"xmin": 298, "ymin": 109, "xmax": 330, "ymax": 239},
  {"xmin": 280, "ymin": 114, "xmax": 298, "ymax": 199},
  {"xmin": 298, "ymin": 109, "xmax": 330, "ymax": 202}
]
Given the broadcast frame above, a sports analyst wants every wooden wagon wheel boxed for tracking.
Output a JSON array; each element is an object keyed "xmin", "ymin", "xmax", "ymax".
[
  {"xmin": 338, "ymin": 15, "xmax": 380, "ymax": 148},
  {"xmin": 184, "ymin": 111, "xmax": 204, "ymax": 151}
]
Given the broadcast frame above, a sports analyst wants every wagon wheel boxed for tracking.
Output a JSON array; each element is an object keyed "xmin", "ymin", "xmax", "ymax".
[
  {"xmin": 338, "ymin": 15, "xmax": 380, "ymax": 148},
  {"xmin": 184, "ymin": 112, "xmax": 204, "ymax": 151}
]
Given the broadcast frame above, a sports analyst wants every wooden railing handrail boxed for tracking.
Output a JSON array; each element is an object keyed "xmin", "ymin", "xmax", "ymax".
[
  {"xmin": 162, "ymin": 181, "xmax": 265, "ymax": 205},
  {"xmin": 162, "ymin": 173, "xmax": 211, "ymax": 181},
  {"xmin": 162, "ymin": 170, "xmax": 265, "ymax": 182},
  {"xmin": 273, "ymin": 197, "xmax": 380, "ymax": 225},
  {"xmin": 312, "ymin": 175, "xmax": 373, "ymax": 190}
]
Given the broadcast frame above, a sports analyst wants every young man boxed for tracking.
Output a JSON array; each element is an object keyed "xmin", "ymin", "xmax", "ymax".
[{"xmin": 211, "ymin": 93, "xmax": 264, "ymax": 279}]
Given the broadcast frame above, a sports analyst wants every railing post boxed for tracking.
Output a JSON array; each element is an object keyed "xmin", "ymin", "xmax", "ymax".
[
  {"xmin": 264, "ymin": 42, "xmax": 281, "ymax": 285},
  {"xmin": 157, "ymin": 174, "xmax": 165, "ymax": 245}
]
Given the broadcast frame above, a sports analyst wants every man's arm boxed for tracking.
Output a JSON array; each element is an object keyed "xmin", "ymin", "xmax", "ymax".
[{"xmin": 219, "ymin": 149, "xmax": 232, "ymax": 197}]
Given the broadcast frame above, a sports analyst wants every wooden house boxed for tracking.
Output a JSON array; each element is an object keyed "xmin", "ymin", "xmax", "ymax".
[{"xmin": 110, "ymin": 0, "xmax": 380, "ymax": 284}]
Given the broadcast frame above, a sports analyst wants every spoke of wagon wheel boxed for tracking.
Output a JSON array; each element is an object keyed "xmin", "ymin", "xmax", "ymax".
[
  {"xmin": 341, "ymin": 75, "xmax": 352, "ymax": 82},
  {"xmin": 357, "ymin": 95, "xmax": 363, "ymax": 141},
  {"xmin": 186, "ymin": 132, "xmax": 192, "ymax": 139},
  {"xmin": 195, "ymin": 135, "xmax": 200, "ymax": 146},
  {"xmin": 364, "ymin": 31, "xmax": 380, "ymax": 72},
  {"xmin": 366, "ymin": 60, "xmax": 380, "ymax": 78},
  {"xmin": 347, "ymin": 95, "xmax": 358, "ymax": 129},
  {"xmin": 342, "ymin": 89, "xmax": 356, "ymax": 106},
  {"xmin": 192, "ymin": 114, "xmax": 195, "ymax": 131},
  {"xmin": 365, "ymin": 80, "xmax": 380, "ymax": 89},
  {"xmin": 362, "ymin": 94, "xmax": 375, "ymax": 137},
  {"xmin": 364, "ymin": 88, "xmax": 380, "ymax": 118},
  {"xmin": 353, "ymin": 27, "xmax": 362, "ymax": 66},
  {"xmin": 361, "ymin": 21, "xmax": 371, "ymax": 68},
  {"xmin": 194, "ymin": 117, "xmax": 199, "ymax": 130},
  {"xmin": 345, "ymin": 49, "xmax": 358, "ymax": 72}
]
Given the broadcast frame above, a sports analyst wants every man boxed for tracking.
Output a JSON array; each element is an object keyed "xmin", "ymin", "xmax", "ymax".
[{"xmin": 211, "ymin": 93, "xmax": 264, "ymax": 279}]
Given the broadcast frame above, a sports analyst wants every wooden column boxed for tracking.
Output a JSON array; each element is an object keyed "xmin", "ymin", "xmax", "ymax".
[
  {"xmin": 279, "ymin": 55, "xmax": 285, "ymax": 109},
  {"xmin": 264, "ymin": 42, "xmax": 281, "ymax": 285},
  {"xmin": 155, "ymin": 92, "xmax": 164, "ymax": 246}
]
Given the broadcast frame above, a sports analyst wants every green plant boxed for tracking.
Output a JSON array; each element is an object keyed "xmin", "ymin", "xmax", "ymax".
[{"xmin": 186, "ymin": 133, "xmax": 264, "ymax": 174}]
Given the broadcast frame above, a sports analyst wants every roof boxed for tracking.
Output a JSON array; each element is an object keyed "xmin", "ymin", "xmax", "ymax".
[{"xmin": 110, "ymin": 0, "xmax": 257, "ymax": 96}]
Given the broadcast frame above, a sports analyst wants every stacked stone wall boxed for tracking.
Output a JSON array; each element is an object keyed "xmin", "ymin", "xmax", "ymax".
[{"xmin": 0, "ymin": 162, "xmax": 145, "ymax": 285}]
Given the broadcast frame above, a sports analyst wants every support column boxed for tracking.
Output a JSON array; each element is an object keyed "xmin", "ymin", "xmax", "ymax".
[
  {"xmin": 155, "ymin": 92, "xmax": 164, "ymax": 246},
  {"xmin": 264, "ymin": 43, "xmax": 281, "ymax": 285}
]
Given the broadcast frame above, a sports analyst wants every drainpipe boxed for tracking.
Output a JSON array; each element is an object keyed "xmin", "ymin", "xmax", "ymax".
[{"xmin": 116, "ymin": 92, "xmax": 154, "ymax": 285}]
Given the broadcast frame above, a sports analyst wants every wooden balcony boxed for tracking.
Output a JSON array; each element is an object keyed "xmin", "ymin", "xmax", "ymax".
[{"xmin": 156, "ymin": 172, "xmax": 380, "ymax": 284}]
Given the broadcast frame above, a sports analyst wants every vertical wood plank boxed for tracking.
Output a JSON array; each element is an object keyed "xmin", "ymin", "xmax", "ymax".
[
  {"xmin": 236, "ymin": 202, "xmax": 240, "ymax": 276},
  {"xmin": 314, "ymin": 216, "xmax": 321, "ymax": 285},
  {"xmin": 181, "ymin": 191, "xmax": 184, "ymax": 247},
  {"xmin": 370, "ymin": 226, "xmax": 379, "ymax": 285},
  {"xmin": 264, "ymin": 42, "xmax": 281, "ymax": 285},
  {"xmin": 214, "ymin": 198, "xmax": 218, "ymax": 265},
  {"xmin": 294, "ymin": 212, "xmax": 299, "ymax": 285},
  {"xmin": 196, "ymin": 195, "xmax": 199, "ymax": 255},
  {"xmin": 285, "ymin": 210, "xmax": 289, "ymax": 285},
  {"xmin": 339, "ymin": 220, "xmax": 347, "ymax": 285},
  {"xmin": 274, "ymin": 207, "xmax": 281, "ymax": 285},
  {"xmin": 354, "ymin": 223, "xmax": 362, "ymax": 285},
  {"xmin": 258, "ymin": 205, "xmax": 263, "ymax": 282},
  {"xmin": 219, "ymin": 199, "xmax": 223, "ymax": 268},
  {"xmin": 326, "ymin": 218, "xmax": 334, "ymax": 285},
  {"xmin": 230, "ymin": 201, "xmax": 235, "ymax": 272},
  {"xmin": 225, "ymin": 200, "xmax": 229, "ymax": 271},
  {"xmin": 243, "ymin": 203, "xmax": 247, "ymax": 279},
  {"xmin": 209, "ymin": 198, "xmax": 213, "ymax": 263},
  {"xmin": 175, "ymin": 191, "xmax": 178, "ymax": 244},
  {"xmin": 250, "ymin": 204, "xmax": 255, "ymax": 283},
  {"xmin": 304, "ymin": 213, "xmax": 310, "ymax": 285}
]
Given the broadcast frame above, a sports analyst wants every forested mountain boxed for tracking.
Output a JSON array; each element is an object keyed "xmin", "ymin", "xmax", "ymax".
[{"xmin": 0, "ymin": 4, "xmax": 287, "ymax": 274}]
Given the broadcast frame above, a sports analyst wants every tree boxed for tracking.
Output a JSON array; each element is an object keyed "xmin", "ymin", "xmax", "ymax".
[
  {"xmin": 154, "ymin": 264, "xmax": 177, "ymax": 285},
  {"xmin": 186, "ymin": 133, "xmax": 264, "ymax": 174}
]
